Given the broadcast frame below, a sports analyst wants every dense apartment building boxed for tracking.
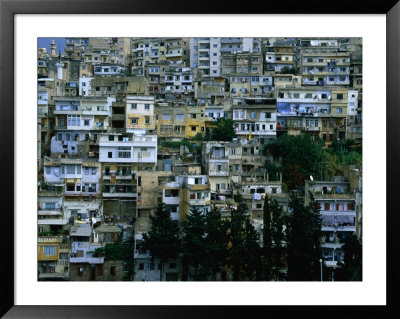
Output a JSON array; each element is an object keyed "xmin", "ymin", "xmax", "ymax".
[
  {"xmin": 37, "ymin": 37, "xmax": 363, "ymax": 281},
  {"xmin": 305, "ymin": 176, "xmax": 361, "ymax": 272}
]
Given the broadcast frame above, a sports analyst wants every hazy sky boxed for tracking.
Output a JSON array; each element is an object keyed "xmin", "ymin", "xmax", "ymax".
[{"xmin": 38, "ymin": 38, "xmax": 66, "ymax": 54}]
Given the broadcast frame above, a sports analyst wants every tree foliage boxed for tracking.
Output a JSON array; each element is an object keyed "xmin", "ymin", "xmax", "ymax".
[
  {"xmin": 181, "ymin": 207, "xmax": 207, "ymax": 280},
  {"xmin": 285, "ymin": 192, "xmax": 322, "ymax": 281},
  {"xmin": 210, "ymin": 118, "xmax": 236, "ymax": 141},
  {"xmin": 280, "ymin": 66, "xmax": 296, "ymax": 74},
  {"xmin": 202, "ymin": 207, "xmax": 229, "ymax": 280},
  {"xmin": 262, "ymin": 194, "xmax": 286, "ymax": 280},
  {"xmin": 142, "ymin": 202, "xmax": 179, "ymax": 281},
  {"xmin": 265, "ymin": 134, "xmax": 325, "ymax": 190},
  {"xmin": 227, "ymin": 199, "xmax": 261, "ymax": 281},
  {"xmin": 334, "ymin": 234, "xmax": 362, "ymax": 281}
]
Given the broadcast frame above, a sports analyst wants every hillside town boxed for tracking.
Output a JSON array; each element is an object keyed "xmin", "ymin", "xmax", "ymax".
[{"xmin": 37, "ymin": 37, "xmax": 362, "ymax": 281}]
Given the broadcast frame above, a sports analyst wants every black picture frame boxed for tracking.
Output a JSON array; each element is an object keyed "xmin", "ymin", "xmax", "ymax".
[{"xmin": 1, "ymin": 0, "xmax": 399, "ymax": 318}]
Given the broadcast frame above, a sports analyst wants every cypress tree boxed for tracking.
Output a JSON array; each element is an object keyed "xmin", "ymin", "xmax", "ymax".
[{"xmin": 142, "ymin": 202, "xmax": 179, "ymax": 281}]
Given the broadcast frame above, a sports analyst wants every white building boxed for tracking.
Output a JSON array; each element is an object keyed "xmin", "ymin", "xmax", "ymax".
[
  {"xmin": 305, "ymin": 177, "xmax": 357, "ymax": 269},
  {"xmin": 99, "ymin": 133, "xmax": 157, "ymax": 166},
  {"xmin": 94, "ymin": 64, "xmax": 125, "ymax": 76},
  {"xmin": 79, "ymin": 77, "xmax": 93, "ymax": 96}
]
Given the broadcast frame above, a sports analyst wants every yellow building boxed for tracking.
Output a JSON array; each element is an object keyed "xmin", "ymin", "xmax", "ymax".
[
  {"xmin": 38, "ymin": 235, "xmax": 69, "ymax": 280},
  {"xmin": 185, "ymin": 105, "xmax": 206, "ymax": 138},
  {"xmin": 126, "ymin": 96, "xmax": 155, "ymax": 133}
]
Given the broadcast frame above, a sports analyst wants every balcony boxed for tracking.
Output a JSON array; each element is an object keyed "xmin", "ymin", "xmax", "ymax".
[
  {"xmin": 189, "ymin": 199, "xmax": 209, "ymax": 206},
  {"xmin": 198, "ymin": 48, "xmax": 210, "ymax": 53},
  {"xmin": 38, "ymin": 219, "xmax": 68, "ymax": 226},
  {"xmin": 38, "ymin": 210, "xmax": 62, "ymax": 216},
  {"xmin": 38, "ymin": 190, "xmax": 64, "ymax": 197},
  {"xmin": 70, "ymin": 256, "xmax": 104, "ymax": 264},
  {"xmin": 208, "ymin": 170, "xmax": 229, "ymax": 177},
  {"xmin": 116, "ymin": 174, "xmax": 134, "ymax": 180},
  {"xmin": 163, "ymin": 196, "xmax": 180, "ymax": 205},
  {"xmin": 322, "ymin": 225, "xmax": 356, "ymax": 232},
  {"xmin": 38, "ymin": 236, "xmax": 63, "ymax": 243},
  {"xmin": 320, "ymin": 242, "xmax": 343, "ymax": 249},
  {"xmin": 221, "ymin": 38, "xmax": 242, "ymax": 44},
  {"xmin": 314, "ymin": 193, "xmax": 354, "ymax": 199},
  {"xmin": 187, "ymin": 184, "xmax": 210, "ymax": 191},
  {"xmin": 102, "ymin": 192, "xmax": 137, "ymax": 198},
  {"xmin": 54, "ymin": 125, "xmax": 68, "ymax": 130},
  {"xmin": 166, "ymin": 52, "xmax": 183, "ymax": 58}
]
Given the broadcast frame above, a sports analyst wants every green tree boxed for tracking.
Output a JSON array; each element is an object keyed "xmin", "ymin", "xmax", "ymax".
[
  {"xmin": 280, "ymin": 66, "xmax": 296, "ymax": 74},
  {"xmin": 334, "ymin": 234, "xmax": 362, "ymax": 281},
  {"xmin": 202, "ymin": 207, "xmax": 229, "ymax": 280},
  {"xmin": 142, "ymin": 202, "xmax": 179, "ymax": 281},
  {"xmin": 181, "ymin": 207, "xmax": 207, "ymax": 280},
  {"xmin": 285, "ymin": 192, "xmax": 322, "ymax": 281},
  {"xmin": 262, "ymin": 194, "xmax": 286, "ymax": 280},
  {"xmin": 265, "ymin": 134, "xmax": 325, "ymax": 190},
  {"xmin": 262, "ymin": 193, "xmax": 272, "ymax": 280},
  {"xmin": 228, "ymin": 199, "xmax": 261, "ymax": 281},
  {"xmin": 210, "ymin": 118, "xmax": 236, "ymax": 141}
]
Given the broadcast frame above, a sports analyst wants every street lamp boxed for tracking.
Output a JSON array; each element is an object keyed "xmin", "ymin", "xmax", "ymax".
[{"xmin": 319, "ymin": 259, "xmax": 323, "ymax": 282}]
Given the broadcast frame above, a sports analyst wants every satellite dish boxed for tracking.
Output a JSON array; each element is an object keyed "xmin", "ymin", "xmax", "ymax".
[{"xmin": 310, "ymin": 175, "xmax": 314, "ymax": 181}]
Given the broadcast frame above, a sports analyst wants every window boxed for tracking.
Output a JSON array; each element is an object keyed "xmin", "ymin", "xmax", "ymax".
[
  {"xmin": 45, "ymin": 166, "xmax": 51, "ymax": 174},
  {"xmin": 336, "ymin": 108, "xmax": 343, "ymax": 114},
  {"xmin": 216, "ymin": 163, "xmax": 222, "ymax": 171},
  {"xmin": 265, "ymin": 112, "xmax": 271, "ymax": 119},
  {"xmin": 139, "ymin": 263, "xmax": 144, "ymax": 270},
  {"xmin": 348, "ymin": 203, "xmax": 354, "ymax": 210},
  {"xmin": 130, "ymin": 118, "xmax": 138, "ymax": 125},
  {"xmin": 191, "ymin": 126, "xmax": 196, "ymax": 132},
  {"xmin": 176, "ymin": 114, "xmax": 184, "ymax": 121},
  {"xmin": 324, "ymin": 203, "xmax": 330, "ymax": 210},
  {"xmin": 45, "ymin": 202, "xmax": 56, "ymax": 210},
  {"xmin": 118, "ymin": 147, "xmax": 131, "ymax": 158},
  {"xmin": 84, "ymin": 120, "xmax": 90, "ymax": 126},
  {"xmin": 67, "ymin": 165, "xmax": 75, "ymax": 174},
  {"xmin": 110, "ymin": 266, "xmax": 116, "ymax": 275},
  {"xmin": 131, "ymin": 103, "xmax": 137, "ymax": 109},
  {"xmin": 162, "ymin": 114, "xmax": 171, "ymax": 121},
  {"xmin": 250, "ymin": 112, "xmax": 256, "ymax": 119},
  {"xmin": 336, "ymin": 93, "xmax": 343, "ymax": 100},
  {"xmin": 108, "ymin": 152, "xmax": 113, "ymax": 158},
  {"xmin": 108, "ymin": 135, "xmax": 114, "ymax": 141},
  {"xmin": 66, "ymin": 184, "xmax": 75, "ymax": 191},
  {"xmin": 145, "ymin": 116, "xmax": 150, "ymax": 124},
  {"xmin": 293, "ymin": 93, "xmax": 300, "ymax": 98},
  {"xmin": 145, "ymin": 104, "xmax": 150, "ymax": 110},
  {"xmin": 191, "ymin": 113, "xmax": 196, "ymax": 119},
  {"xmin": 43, "ymin": 246, "xmax": 56, "ymax": 256},
  {"xmin": 67, "ymin": 115, "xmax": 81, "ymax": 126}
]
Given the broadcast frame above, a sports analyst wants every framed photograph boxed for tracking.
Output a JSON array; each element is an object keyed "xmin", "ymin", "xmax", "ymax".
[{"xmin": 1, "ymin": 0, "xmax": 399, "ymax": 318}]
